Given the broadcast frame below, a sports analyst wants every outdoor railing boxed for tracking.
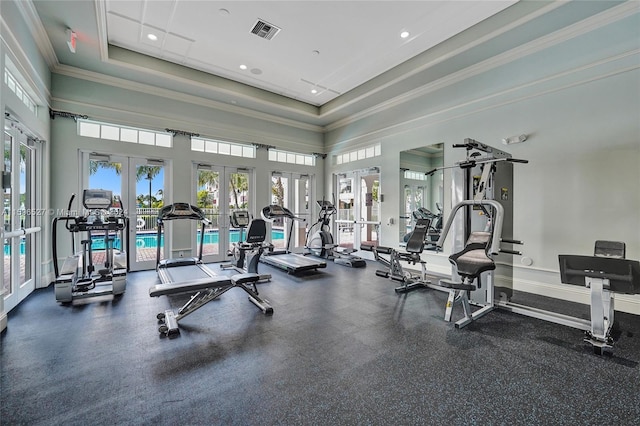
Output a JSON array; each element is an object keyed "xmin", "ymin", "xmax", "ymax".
[{"xmin": 134, "ymin": 208, "xmax": 219, "ymax": 232}]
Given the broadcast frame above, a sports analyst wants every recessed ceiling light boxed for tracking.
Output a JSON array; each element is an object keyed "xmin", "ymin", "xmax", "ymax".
[
  {"xmin": 311, "ymin": 89, "xmax": 318, "ymax": 94},
  {"xmin": 239, "ymin": 64, "xmax": 247, "ymax": 70},
  {"xmin": 400, "ymin": 31, "xmax": 410, "ymax": 39},
  {"xmin": 147, "ymin": 33, "xmax": 158, "ymax": 41}
]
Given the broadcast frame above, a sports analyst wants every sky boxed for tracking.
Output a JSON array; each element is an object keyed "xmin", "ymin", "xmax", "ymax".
[{"xmin": 89, "ymin": 167, "xmax": 164, "ymax": 202}]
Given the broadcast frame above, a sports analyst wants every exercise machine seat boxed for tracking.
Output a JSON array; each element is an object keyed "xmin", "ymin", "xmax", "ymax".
[
  {"xmin": 441, "ymin": 231, "xmax": 495, "ymax": 291},
  {"xmin": 450, "ymin": 231, "xmax": 495, "ymax": 278}
]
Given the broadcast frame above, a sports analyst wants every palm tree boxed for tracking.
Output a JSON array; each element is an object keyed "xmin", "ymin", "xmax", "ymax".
[
  {"xmin": 229, "ymin": 173, "xmax": 249, "ymax": 209},
  {"xmin": 197, "ymin": 170, "xmax": 219, "ymax": 209},
  {"xmin": 272, "ymin": 177, "xmax": 285, "ymax": 206}
]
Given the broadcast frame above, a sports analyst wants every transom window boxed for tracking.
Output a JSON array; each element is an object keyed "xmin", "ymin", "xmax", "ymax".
[
  {"xmin": 268, "ymin": 149, "xmax": 315, "ymax": 166},
  {"xmin": 335, "ymin": 143, "xmax": 381, "ymax": 165},
  {"xmin": 4, "ymin": 68, "xmax": 38, "ymax": 115},
  {"xmin": 77, "ymin": 119, "xmax": 172, "ymax": 147},
  {"xmin": 191, "ymin": 137, "xmax": 256, "ymax": 158},
  {"xmin": 404, "ymin": 170, "xmax": 427, "ymax": 181}
]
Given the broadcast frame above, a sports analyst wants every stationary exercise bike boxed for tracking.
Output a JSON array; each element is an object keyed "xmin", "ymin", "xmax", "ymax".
[
  {"xmin": 305, "ymin": 200, "xmax": 366, "ymax": 268},
  {"xmin": 220, "ymin": 210, "xmax": 272, "ymax": 282}
]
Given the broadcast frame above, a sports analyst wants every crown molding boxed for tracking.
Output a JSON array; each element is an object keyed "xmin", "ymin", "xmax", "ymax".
[
  {"xmin": 51, "ymin": 96, "xmax": 322, "ymax": 152},
  {"xmin": 16, "ymin": 0, "xmax": 58, "ymax": 69},
  {"xmin": 1, "ymin": 16, "xmax": 52, "ymax": 103},
  {"xmin": 52, "ymin": 64, "xmax": 324, "ymax": 134},
  {"xmin": 325, "ymin": 0, "xmax": 640, "ymax": 133},
  {"xmin": 326, "ymin": 49, "xmax": 640, "ymax": 150}
]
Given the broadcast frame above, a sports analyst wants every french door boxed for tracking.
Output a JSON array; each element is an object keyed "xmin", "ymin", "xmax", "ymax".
[
  {"xmin": 84, "ymin": 153, "xmax": 167, "ymax": 271},
  {"xmin": 194, "ymin": 164, "xmax": 252, "ymax": 263},
  {"xmin": 270, "ymin": 172, "xmax": 311, "ymax": 252},
  {"xmin": 335, "ymin": 168, "xmax": 381, "ymax": 254},
  {"xmin": 3, "ymin": 127, "xmax": 39, "ymax": 312}
]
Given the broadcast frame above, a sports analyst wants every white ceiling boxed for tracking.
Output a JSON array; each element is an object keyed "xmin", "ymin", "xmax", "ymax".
[{"xmin": 104, "ymin": 1, "xmax": 517, "ymax": 106}]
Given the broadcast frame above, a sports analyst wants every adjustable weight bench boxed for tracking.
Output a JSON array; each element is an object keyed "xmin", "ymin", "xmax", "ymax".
[
  {"xmin": 361, "ymin": 218, "xmax": 431, "ymax": 293},
  {"xmin": 150, "ymin": 272, "xmax": 273, "ymax": 336}
]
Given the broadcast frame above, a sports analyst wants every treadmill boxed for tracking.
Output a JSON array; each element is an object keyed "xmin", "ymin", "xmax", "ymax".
[
  {"xmin": 260, "ymin": 204, "xmax": 327, "ymax": 274},
  {"xmin": 150, "ymin": 203, "xmax": 272, "ymax": 336}
]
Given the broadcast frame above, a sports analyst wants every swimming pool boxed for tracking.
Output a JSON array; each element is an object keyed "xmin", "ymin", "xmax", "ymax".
[
  {"xmin": 5, "ymin": 229, "xmax": 286, "ymax": 255},
  {"xmin": 88, "ymin": 229, "xmax": 284, "ymax": 251}
]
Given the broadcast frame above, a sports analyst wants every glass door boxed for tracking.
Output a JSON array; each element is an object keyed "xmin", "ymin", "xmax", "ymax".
[
  {"xmin": 270, "ymin": 172, "xmax": 310, "ymax": 252},
  {"xmin": 3, "ymin": 128, "xmax": 39, "ymax": 312},
  {"xmin": 401, "ymin": 183, "xmax": 425, "ymax": 243},
  {"xmin": 130, "ymin": 159, "xmax": 165, "ymax": 271},
  {"xmin": 335, "ymin": 169, "xmax": 381, "ymax": 253},
  {"xmin": 84, "ymin": 154, "xmax": 167, "ymax": 272},
  {"xmin": 195, "ymin": 164, "xmax": 252, "ymax": 263},
  {"xmin": 87, "ymin": 154, "xmax": 127, "ymax": 271}
]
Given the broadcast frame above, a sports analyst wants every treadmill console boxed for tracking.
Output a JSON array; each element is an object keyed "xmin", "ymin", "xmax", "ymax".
[
  {"xmin": 158, "ymin": 203, "xmax": 206, "ymax": 221},
  {"xmin": 231, "ymin": 210, "xmax": 251, "ymax": 227},
  {"xmin": 83, "ymin": 189, "xmax": 113, "ymax": 210},
  {"xmin": 263, "ymin": 204, "xmax": 293, "ymax": 218}
]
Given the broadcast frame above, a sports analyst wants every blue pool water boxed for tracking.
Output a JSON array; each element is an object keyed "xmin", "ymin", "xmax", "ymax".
[{"xmin": 5, "ymin": 229, "xmax": 286, "ymax": 255}]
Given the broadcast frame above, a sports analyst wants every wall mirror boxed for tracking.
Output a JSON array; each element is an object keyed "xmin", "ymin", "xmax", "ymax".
[{"xmin": 399, "ymin": 144, "xmax": 444, "ymax": 247}]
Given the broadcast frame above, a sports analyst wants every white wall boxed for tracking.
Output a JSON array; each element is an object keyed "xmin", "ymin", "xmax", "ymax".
[
  {"xmin": 1, "ymin": 0, "xmax": 52, "ymax": 327},
  {"xmin": 49, "ymin": 73, "xmax": 324, "ymax": 260},
  {"xmin": 324, "ymin": 8, "xmax": 640, "ymax": 313}
]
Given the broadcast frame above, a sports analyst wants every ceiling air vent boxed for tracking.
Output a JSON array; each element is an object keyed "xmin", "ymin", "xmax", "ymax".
[{"xmin": 250, "ymin": 19, "xmax": 281, "ymax": 40}]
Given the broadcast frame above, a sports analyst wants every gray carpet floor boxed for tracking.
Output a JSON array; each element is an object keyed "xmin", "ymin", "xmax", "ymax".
[{"xmin": 2, "ymin": 260, "xmax": 640, "ymax": 425}]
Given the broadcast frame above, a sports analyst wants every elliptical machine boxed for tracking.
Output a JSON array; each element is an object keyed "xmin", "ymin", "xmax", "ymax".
[
  {"xmin": 52, "ymin": 189, "xmax": 129, "ymax": 303},
  {"xmin": 305, "ymin": 200, "xmax": 366, "ymax": 268}
]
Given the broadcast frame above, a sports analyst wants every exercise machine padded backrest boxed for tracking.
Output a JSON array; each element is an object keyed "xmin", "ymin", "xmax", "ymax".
[
  {"xmin": 405, "ymin": 218, "xmax": 431, "ymax": 254},
  {"xmin": 449, "ymin": 231, "xmax": 495, "ymax": 280},
  {"xmin": 558, "ymin": 255, "xmax": 640, "ymax": 295},
  {"xmin": 594, "ymin": 240, "xmax": 626, "ymax": 259},
  {"xmin": 245, "ymin": 219, "xmax": 267, "ymax": 244}
]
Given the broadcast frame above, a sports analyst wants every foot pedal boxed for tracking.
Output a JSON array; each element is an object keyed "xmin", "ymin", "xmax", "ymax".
[
  {"xmin": 375, "ymin": 270, "xmax": 389, "ymax": 278},
  {"xmin": 439, "ymin": 279, "xmax": 475, "ymax": 292}
]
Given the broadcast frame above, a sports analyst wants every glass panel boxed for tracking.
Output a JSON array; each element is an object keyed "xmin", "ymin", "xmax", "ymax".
[
  {"xmin": 101, "ymin": 125, "xmax": 120, "ymax": 141},
  {"xmin": 19, "ymin": 144, "xmax": 32, "ymax": 284},
  {"xmin": 79, "ymin": 121, "xmax": 100, "ymax": 138},
  {"xmin": 196, "ymin": 169, "xmax": 220, "ymax": 257},
  {"xmin": 135, "ymin": 165, "xmax": 164, "ymax": 262},
  {"xmin": 138, "ymin": 131, "xmax": 154, "ymax": 145},
  {"xmin": 192, "ymin": 138, "xmax": 204, "ymax": 152},
  {"xmin": 359, "ymin": 176, "xmax": 380, "ymax": 247},
  {"xmin": 336, "ymin": 176, "xmax": 354, "ymax": 249},
  {"xmin": 155, "ymin": 134, "xmax": 171, "ymax": 147},
  {"xmin": 120, "ymin": 128, "xmax": 138, "ymax": 143},
  {"xmin": 228, "ymin": 171, "xmax": 250, "ymax": 251},
  {"xmin": 3, "ymin": 132, "xmax": 13, "ymax": 298},
  {"xmin": 270, "ymin": 175, "xmax": 288, "ymax": 249},
  {"xmin": 292, "ymin": 177, "xmax": 309, "ymax": 249},
  {"xmin": 88, "ymin": 160, "xmax": 125, "ymax": 266}
]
